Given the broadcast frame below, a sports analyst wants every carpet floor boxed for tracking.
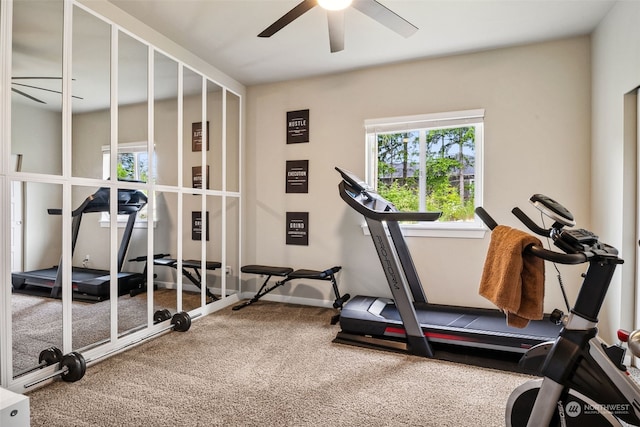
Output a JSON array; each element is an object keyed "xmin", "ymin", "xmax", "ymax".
[{"xmin": 25, "ymin": 301, "xmax": 531, "ymax": 426}]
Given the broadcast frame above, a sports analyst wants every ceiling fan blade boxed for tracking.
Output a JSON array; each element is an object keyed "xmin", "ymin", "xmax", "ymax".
[
  {"xmin": 352, "ymin": 0, "xmax": 418, "ymax": 38},
  {"xmin": 327, "ymin": 10, "xmax": 345, "ymax": 53},
  {"xmin": 12, "ymin": 82, "xmax": 84, "ymax": 100},
  {"xmin": 11, "ymin": 87, "xmax": 46, "ymax": 104},
  {"xmin": 258, "ymin": 0, "xmax": 317, "ymax": 38}
]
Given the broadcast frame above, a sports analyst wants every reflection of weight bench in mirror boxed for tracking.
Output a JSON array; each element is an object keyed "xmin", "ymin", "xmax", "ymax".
[
  {"xmin": 235, "ymin": 265, "xmax": 350, "ymax": 323},
  {"xmin": 129, "ymin": 254, "xmax": 221, "ymax": 301}
]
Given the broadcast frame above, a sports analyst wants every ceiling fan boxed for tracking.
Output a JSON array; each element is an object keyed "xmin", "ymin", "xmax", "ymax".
[
  {"xmin": 258, "ymin": 0, "xmax": 418, "ymax": 53},
  {"xmin": 11, "ymin": 77, "xmax": 83, "ymax": 104}
]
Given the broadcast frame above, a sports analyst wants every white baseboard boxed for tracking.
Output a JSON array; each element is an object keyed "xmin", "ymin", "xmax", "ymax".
[
  {"xmin": 153, "ymin": 281, "xmax": 335, "ymax": 309},
  {"xmin": 238, "ymin": 291, "xmax": 336, "ymax": 309}
]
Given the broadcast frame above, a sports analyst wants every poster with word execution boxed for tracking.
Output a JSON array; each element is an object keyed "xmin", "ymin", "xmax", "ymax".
[
  {"xmin": 286, "ymin": 212, "xmax": 308, "ymax": 246},
  {"xmin": 286, "ymin": 109, "xmax": 309, "ymax": 144},
  {"xmin": 192, "ymin": 165, "xmax": 210, "ymax": 189},
  {"xmin": 286, "ymin": 160, "xmax": 309, "ymax": 193}
]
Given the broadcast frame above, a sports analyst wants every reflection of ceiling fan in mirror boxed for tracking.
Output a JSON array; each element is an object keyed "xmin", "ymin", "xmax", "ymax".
[
  {"xmin": 11, "ymin": 77, "xmax": 83, "ymax": 104},
  {"xmin": 258, "ymin": 0, "xmax": 418, "ymax": 53}
]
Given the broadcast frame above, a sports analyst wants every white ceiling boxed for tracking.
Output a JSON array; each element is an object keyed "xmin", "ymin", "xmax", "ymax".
[{"xmin": 108, "ymin": 0, "xmax": 616, "ymax": 86}]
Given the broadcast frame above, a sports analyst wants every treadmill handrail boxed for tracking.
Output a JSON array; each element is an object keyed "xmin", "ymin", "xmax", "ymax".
[{"xmin": 338, "ymin": 181, "xmax": 441, "ymax": 222}]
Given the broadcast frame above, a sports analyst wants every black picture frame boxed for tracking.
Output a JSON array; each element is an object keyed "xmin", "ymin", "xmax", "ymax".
[
  {"xmin": 286, "ymin": 212, "xmax": 309, "ymax": 246},
  {"xmin": 286, "ymin": 109, "xmax": 309, "ymax": 144},
  {"xmin": 285, "ymin": 160, "xmax": 309, "ymax": 193}
]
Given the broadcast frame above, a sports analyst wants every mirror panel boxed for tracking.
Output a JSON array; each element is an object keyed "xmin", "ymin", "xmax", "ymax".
[
  {"xmin": 117, "ymin": 31, "xmax": 149, "ymax": 335},
  {"xmin": 205, "ymin": 195, "xmax": 223, "ymax": 302},
  {"xmin": 226, "ymin": 91, "xmax": 240, "ymax": 193},
  {"xmin": 71, "ymin": 5, "xmax": 111, "ymax": 179},
  {"xmin": 225, "ymin": 196, "xmax": 240, "ymax": 297},
  {"xmin": 11, "ymin": 181, "xmax": 63, "ymax": 377},
  {"xmin": 206, "ymin": 80, "xmax": 223, "ymax": 191},
  {"xmin": 117, "ymin": 185, "xmax": 149, "ymax": 337},
  {"xmin": 183, "ymin": 68, "xmax": 203, "ymax": 193},
  {"xmin": 70, "ymin": 184, "xmax": 111, "ymax": 351},
  {"xmin": 152, "ymin": 190, "xmax": 177, "ymax": 315},
  {"xmin": 11, "ymin": 0, "xmax": 63, "ymax": 176},
  {"xmin": 154, "ymin": 52, "xmax": 179, "ymax": 187},
  {"xmin": 181, "ymin": 193, "xmax": 202, "ymax": 312}
]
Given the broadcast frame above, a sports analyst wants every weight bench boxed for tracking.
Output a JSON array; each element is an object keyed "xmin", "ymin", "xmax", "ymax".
[
  {"xmin": 129, "ymin": 253, "xmax": 221, "ymax": 301},
  {"xmin": 235, "ymin": 264, "xmax": 350, "ymax": 323}
]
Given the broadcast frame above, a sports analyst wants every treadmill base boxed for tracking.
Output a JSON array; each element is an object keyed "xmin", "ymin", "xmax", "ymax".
[{"xmin": 333, "ymin": 331, "xmax": 525, "ymax": 373}]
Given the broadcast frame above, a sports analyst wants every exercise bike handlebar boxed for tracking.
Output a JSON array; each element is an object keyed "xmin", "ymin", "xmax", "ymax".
[
  {"xmin": 511, "ymin": 207, "xmax": 552, "ymax": 237},
  {"xmin": 475, "ymin": 207, "xmax": 589, "ymax": 265}
]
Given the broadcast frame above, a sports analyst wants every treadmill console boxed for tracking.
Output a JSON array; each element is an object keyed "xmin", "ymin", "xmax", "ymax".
[
  {"xmin": 335, "ymin": 167, "xmax": 373, "ymax": 195},
  {"xmin": 530, "ymin": 194, "xmax": 576, "ymax": 227}
]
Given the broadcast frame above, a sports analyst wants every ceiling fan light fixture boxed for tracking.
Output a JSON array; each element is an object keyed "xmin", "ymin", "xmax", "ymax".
[{"xmin": 317, "ymin": 0, "xmax": 352, "ymax": 11}]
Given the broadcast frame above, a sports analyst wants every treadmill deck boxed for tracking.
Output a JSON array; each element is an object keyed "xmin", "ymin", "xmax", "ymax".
[{"xmin": 338, "ymin": 295, "xmax": 562, "ymax": 354}]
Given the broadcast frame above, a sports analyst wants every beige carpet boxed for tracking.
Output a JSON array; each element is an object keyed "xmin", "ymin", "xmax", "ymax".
[
  {"xmin": 26, "ymin": 301, "xmax": 530, "ymax": 426},
  {"xmin": 11, "ymin": 289, "xmax": 205, "ymax": 373}
]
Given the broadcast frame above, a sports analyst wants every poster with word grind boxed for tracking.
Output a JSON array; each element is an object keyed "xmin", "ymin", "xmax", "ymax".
[
  {"xmin": 286, "ymin": 212, "xmax": 308, "ymax": 246},
  {"xmin": 286, "ymin": 109, "xmax": 309, "ymax": 144},
  {"xmin": 192, "ymin": 211, "xmax": 210, "ymax": 241},
  {"xmin": 192, "ymin": 165, "xmax": 210, "ymax": 189},
  {"xmin": 285, "ymin": 160, "xmax": 309, "ymax": 193},
  {"xmin": 192, "ymin": 121, "xmax": 210, "ymax": 151}
]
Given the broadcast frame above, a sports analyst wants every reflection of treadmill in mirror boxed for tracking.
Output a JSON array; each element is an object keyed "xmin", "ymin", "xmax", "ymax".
[
  {"xmin": 11, "ymin": 187, "xmax": 147, "ymax": 302},
  {"xmin": 334, "ymin": 167, "xmax": 562, "ymax": 368}
]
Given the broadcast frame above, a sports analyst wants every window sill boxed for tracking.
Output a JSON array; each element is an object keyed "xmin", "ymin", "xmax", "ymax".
[
  {"xmin": 99, "ymin": 219, "xmax": 157, "ymax": 229},
  {"xmin": 360, "ymin": 222, "xmax": 487, "ymax": 239}
]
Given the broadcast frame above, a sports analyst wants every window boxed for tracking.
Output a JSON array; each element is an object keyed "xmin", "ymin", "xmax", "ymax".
[
  {"xmin": 365, "ymin": 109, "xmax": 484, "ymax": 237},
  {"xmin": 101, "ymin": 142, "xmax": 155, "ymax": 226}
]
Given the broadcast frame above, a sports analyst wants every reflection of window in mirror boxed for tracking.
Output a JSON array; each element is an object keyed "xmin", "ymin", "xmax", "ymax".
[{"xmin": 100, "ymin": 142, "xmax": 156, "ymax": 226}]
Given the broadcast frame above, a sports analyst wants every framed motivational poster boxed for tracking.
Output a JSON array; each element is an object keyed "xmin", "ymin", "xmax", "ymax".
[
  {"xmin": 286, "ymin": 212, "xmax": 309, "ymax": 246},
  {"xmin": 286, "ymin": 109, "xmax": 309, "ymax": 144},
  {"xmin": 285, "ymin": 160, "xmax": 309, "ymax": 193},
  {"xmin": 192, "ymin": 211, "xmax": 210, "ymax": 241},
  {"xmin": 192, "ymin": 165, "xmax": 210, "ymax": 189},
  {"xmin": 192, "ymin": 121, "xmax": 210, "ymax": 151}
]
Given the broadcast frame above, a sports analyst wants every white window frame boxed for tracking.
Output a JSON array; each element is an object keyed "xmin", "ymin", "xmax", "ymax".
[
  {"xmin": 365, "ymin": 109, "xmax": 486, "ymax": 238},
  {"xmin": 100, "ymin": 141, "xmax": 155, "ymax": 227}
]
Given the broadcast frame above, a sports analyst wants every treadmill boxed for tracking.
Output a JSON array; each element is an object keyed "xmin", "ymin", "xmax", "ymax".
[
  {"xmin": 333, "ymin": 166, "xmax": 562, "ymax": 361},
  {"xmin": 11, "ymin": 186, "xmax": 147, "ymax": 302}
]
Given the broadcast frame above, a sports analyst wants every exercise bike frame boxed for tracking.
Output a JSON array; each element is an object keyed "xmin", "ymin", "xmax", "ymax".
[
  {"xmin": 519, "ymin": 255, "xmax": 640, "ymax": 425},
  {"xmin": 476, "ymin": 206, "xmax": 640, "ymax": 426}
]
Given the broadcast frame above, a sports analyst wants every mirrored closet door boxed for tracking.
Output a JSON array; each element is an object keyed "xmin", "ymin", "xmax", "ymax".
[{"xmin": 3, "ymin": 0, "xmax": 243, "ymax": 389}]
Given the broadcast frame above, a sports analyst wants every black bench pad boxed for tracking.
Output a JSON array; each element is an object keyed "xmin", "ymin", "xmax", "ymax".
[
  {"xmin": 288, "ymin": 266, "xmax": 342, "ymax": 280},
  {"xmin": 241, "ymin": 265, "xmax": 293, "ymax": 276},
  {"xmin": 152, "ymin": 258, "xmax": 221, "ymax": 270}
]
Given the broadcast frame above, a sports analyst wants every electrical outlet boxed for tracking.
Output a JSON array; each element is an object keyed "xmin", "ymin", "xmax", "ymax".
[{"xmin": 225, "ymin": 266, "xmax": 232, "ymax": 276}]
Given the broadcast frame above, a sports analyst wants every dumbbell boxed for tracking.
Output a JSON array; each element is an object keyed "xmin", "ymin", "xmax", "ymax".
[
  {"xmin": 153, "ymin": 309, "xmax": 172, "ymax": 324},
  {"xmin": 24, "ymin": 351, "xmax": 87, "ymax": 388},
  {"xmin": 14, "ymin": 346, "xmax": 63, "ymax": 377},
  {"xmin": 153, "ymin": 309, "xmax": 192, "ymax": 332}
]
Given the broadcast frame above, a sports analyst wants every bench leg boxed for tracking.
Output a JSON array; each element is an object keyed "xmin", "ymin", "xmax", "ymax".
[
  {"xmin": 182, "ymin": 267, "xmax": 219, "ymax": 301},
  {"xmin": 328, "ymin": 273, "xmax": 350, "ymax": 325},
  {"xmin": 233, "ymin": 275, "xmax": 287, "ymax": 311}
]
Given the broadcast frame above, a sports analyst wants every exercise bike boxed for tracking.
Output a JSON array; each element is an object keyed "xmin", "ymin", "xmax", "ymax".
[{"xmin": 476, "ymin": 195, "xmax": 640, "ymax": 426}]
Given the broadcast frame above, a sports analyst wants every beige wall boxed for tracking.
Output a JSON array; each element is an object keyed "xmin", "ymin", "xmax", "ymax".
[
  {"xmin": 592, "ymin": 1, "xmax": 640, "ymax": 342},
  {"xmin": 245, "ymin": 36, "xmax": 592, "ymax": 310}
]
